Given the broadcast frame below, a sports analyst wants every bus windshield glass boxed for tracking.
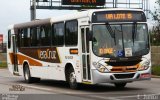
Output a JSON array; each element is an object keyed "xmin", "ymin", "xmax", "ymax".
[{"xmin": 92, "ymin": 23, "xmax": 149, "ymax": 58}]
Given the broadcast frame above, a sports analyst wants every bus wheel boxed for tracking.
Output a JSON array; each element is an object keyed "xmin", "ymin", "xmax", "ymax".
[
  {"xmin": 23, "ymin": 64, "xmax": 40, "ymax": 83},
  {"xmin": 114, "ymin": 83, "xmax": 127, "ymax": 88},
  {"xmin": 68, "ymin": 68, "xmax": 78, "ymax": 89}
]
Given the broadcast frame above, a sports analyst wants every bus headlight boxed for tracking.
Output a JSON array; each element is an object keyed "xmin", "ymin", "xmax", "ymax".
[
  {"xmin": 138, "ymin": 61, "xmax": 150, "ymax": 71},
  {"xmin": 93, "ymin": 62, "xmax": 109, "ymax": 73}
]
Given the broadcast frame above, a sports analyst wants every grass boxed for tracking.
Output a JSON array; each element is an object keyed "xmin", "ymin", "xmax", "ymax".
[
  {"xmin": 0, "ymin": 61, "xmax": 7, "ymax": 68},
  {"xmin": 152, "ymin": 66, "xmax": 160, "ymax": 76}
]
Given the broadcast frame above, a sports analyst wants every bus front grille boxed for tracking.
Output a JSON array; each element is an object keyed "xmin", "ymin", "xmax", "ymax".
[
  {"xmin": 111, "ymin": 66, "xmax": 138, "ymax": 73},
  {"xmin": 114, "ymin": 73, "xmax": 135, "ymax": 79}
]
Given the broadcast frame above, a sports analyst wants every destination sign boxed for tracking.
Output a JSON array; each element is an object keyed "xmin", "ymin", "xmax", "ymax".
[
  {"xmin": 92, "ymin": 11, "xmax": 146, "ymax": 22},
  {"xmin": 62, "ymin": 0, "xmax": 105, "ymax": 6}
]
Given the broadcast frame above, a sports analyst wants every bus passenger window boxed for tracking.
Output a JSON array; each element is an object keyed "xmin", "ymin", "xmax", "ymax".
[
  {"xmin": 21, "ymin": 28, "xmax": 30, "ymax": 47},
  {"xmin": 8, "ymin": 30, "xmax": 11, "ymax": 49},
  {"xmin": 52, "ymin": 22, "xmax": 64, "ymax": 46},
  {"xmin": 65, "ymin": 20, "xmax": 78, "ymax": 46},
  {"xmin": 30, "ymin": 27, "xmax": 40, "ymax": 47},
  {"xmin": 40, "ymin": 25, "xmax": 51, "ymax": 46}
]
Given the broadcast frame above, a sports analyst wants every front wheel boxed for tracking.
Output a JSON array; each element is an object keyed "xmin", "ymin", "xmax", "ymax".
[
  {"xmin": 114, "ymin": 83, "xmax": 127, "ymax": 88},
  {"xmin": 68, "ymin": 68, "xmax": 78, "ymax": 89}
]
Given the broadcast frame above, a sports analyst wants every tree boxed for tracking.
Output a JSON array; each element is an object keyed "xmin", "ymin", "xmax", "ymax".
[
  {"xmin": 150, "ymin": 0, "xmax": 160, "ymax": 23},
  {"xmin": 150, "ymin": 0, "xmax": 160, "ymax": 46}
]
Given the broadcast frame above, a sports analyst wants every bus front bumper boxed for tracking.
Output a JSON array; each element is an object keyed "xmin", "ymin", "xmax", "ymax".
[{"xmin": 91, "ymin": 68, "xmax": 151, "ymax": 84}]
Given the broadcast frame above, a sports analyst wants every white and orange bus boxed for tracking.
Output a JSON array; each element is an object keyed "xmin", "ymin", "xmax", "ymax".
[{"xmin": 7, "ymin": 8, "xmax": 151, "ymax": 89}]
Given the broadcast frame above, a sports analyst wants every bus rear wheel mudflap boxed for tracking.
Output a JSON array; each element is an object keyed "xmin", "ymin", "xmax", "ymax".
[{"xmin": 23, "ymin": 64, "xmax": 40, "ymax": 83}]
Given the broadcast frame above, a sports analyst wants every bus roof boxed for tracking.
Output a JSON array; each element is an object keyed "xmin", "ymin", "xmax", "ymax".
[{"xmin": 14, "ymin": 18, "xmax": 51, "ymax": 29}]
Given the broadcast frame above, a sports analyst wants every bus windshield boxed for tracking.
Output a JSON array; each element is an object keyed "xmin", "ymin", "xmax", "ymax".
[{"xmin": 92, "ymin": 23, "xmax": 149, "ymax": 58}]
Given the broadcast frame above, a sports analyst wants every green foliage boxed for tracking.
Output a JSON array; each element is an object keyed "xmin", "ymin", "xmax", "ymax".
[
  {"xmin": 0, "ymin": 61, "xmax": 7, "ymax": 68},
  {"xmin": 150, "ymin": 0, "xmax": 160, "ymax": 23},
  {"xmin": 152, "ymin": 66, "xmax": 160, "ymax": 76},
  {"xmin": 150, "ymin": 0, "xmax": 160, "ymax": 46}
]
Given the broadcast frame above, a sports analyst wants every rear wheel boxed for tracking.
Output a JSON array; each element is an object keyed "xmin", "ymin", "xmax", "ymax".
[
  {"xmin": 68, "ymin": 68, "xmax": 78, "ymax": 89},
  {"xmin": 23, "ymin": 64, "xmax": 40, "ymax": 83},
  {"xmin": 114, "ymin": 83, "xmax": 127, "ymax": 88}
]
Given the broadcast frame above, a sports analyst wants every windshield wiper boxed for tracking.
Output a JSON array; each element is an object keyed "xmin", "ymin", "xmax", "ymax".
[
  {"xmin": 106, "ymin": 23, "xmax": 116, "ymax": 45},
  {"xmin": 132, "ymin": 23, "xmax": 137, "ymax": 45}
]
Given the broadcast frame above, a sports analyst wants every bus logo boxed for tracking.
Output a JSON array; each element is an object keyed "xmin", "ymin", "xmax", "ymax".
[
  {"xmin": 19, "ymin": 47, "xmax": 61, "ymax": 63},
  {"xmin": 37, "ymin": 49, "xmax": 57, "ymax": 60}
]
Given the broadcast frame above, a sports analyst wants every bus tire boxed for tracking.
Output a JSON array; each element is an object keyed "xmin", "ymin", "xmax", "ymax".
[
  {"xmin": 23, "ymin": 64, "xmax": 40, "ymax": 83},
  {"xmin": 68, "ymin": 68, "xmax": 78, "ymax": 89},
  {"xmin": 114, "ymin": 83, "xmax": 127, "ymax": 88}
]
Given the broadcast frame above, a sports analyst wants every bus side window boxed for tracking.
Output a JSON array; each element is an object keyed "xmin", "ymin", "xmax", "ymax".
[
  {"xmin": 8, "ymin": 30, "xmax": 11, "ymax": 49},
  {"xmin": 86, "ymin": 28, "xmax": 90, "ymax": 53},
  {"xmin": 65, "ymin": 20, "xmax": 78, "ymax": 46},
  {"xmin": 17, "ymin": 29, "xmax": 24, "ymax": 47},
  {"xmin": 52, "ymin": 22, "xmax": 64, "ymax": 46},
  {"xmin": 40, "ymin": 25, "xmax": 51, "ymax": 46},
  {"xmin": 17, "ymin": 29, "xmax": 21, "ymax": 48},
  {"xmin": 30, "ymin": 27, "xmax": 35, "ymax": 46},
  {"xmin": 20, "ymin": 29, "xmax": 24, "ymax": 47},
  {"xmin": 37, "ymin": 27, "xmax": 41, "ymax": 46},
  {"xmin": 30, "ymin": 27, "xmax": 40, "ymax": 47},
  {"xmin": 20, "ymin": 28, "xmax": 30, "ymax": 47}
]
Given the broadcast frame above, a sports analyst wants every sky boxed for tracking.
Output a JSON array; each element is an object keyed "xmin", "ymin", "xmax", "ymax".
[{"xmin": 0, "ymin": 0, "xmax": 158, "ymax": 42}]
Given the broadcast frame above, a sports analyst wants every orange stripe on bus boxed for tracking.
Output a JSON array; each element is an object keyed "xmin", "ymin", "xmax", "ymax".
[
  {"xmin": 9, "ymin": 53, "xmax": 42, "ymax": 66},
  {"xmin": 9, "ymin": 53, "xmax": 14, "ymax": 64},
  {"xmin": 17, "ymin": 54, "xmax": 42, "ymax": 66}
]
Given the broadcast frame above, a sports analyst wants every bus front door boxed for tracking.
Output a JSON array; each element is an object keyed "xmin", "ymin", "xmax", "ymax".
[
  {"xmin": 81, "ymin": 27, "xmax": 91, "ymax": 82},
  {"xmin": 12, "ymin": 35, "xmax": 19, "ymax": 75}
]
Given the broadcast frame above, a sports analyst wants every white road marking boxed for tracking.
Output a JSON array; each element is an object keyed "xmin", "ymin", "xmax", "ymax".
[{"xmin": 88, "ymin": 95, "xmax": 121, "ymax": 100}]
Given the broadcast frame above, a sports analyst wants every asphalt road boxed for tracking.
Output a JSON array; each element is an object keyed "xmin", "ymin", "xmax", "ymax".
[{"xmin": 0, "ymin": 69, "xmax": 160, "ymax": 100}]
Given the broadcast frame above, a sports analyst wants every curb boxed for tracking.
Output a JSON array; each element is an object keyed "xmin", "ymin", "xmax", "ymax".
[
  {"xmin": 0, "ymin": 68, "xmax": 7, "ymax": 70},
  {"xmin": 152, "ymin": 75, "xmax": 160, "ymax": 78}
]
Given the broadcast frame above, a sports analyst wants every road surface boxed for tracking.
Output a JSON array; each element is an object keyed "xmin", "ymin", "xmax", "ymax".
[{"xmin": 0, "ymin": 69, "xmax": 159, "ymax": 100}]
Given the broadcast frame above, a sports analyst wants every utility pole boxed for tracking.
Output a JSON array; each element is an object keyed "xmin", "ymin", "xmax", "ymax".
[
  {"xmin": 30, "ymin": 0, "xmax": 36, "ymax": 20},
  {"xmin": 115, "ymin": 0, "xmax": 118, "ymax": 8}
]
